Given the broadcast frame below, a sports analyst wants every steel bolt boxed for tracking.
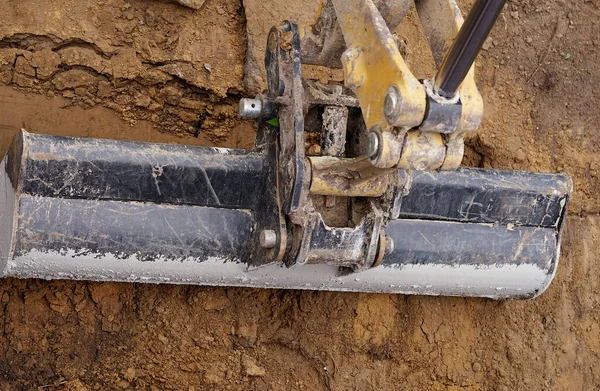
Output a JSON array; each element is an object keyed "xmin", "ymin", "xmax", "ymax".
[
  {"xmin": 259, "ymin": 230, "xmax": 277, "ymax": 248},
  {"xmin": 239, "ymin": 98, "xmax": 262, "ymax": 119},
  {"xmin": 384, "ymin": 85, "xmax": 401, "ymax": 125},
  {"xmin": 367, "ymin": 132, "xmax": 380, "ymax": 160}
]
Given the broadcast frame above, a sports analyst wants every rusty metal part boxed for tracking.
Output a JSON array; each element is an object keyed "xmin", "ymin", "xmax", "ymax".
[
  {"xmin": 309, "ymin": 156, "xmax": 393, "ymax": 197},
  {"xmin": 300, "ymin": 0, "xmax": 413, "ymax": 68},
  {"xmin": 266, "ymin": 22, "xmax": 308, "ymax": 214},
  {"xmin": 304, "ymin": 80, "xmax": 360, "ymax": 107},
  {"xmin": 293, "ymin": 211, "xmax": 384, "ymax": 270},
  {"xmin": 268, "ymin": 21, "xmax": 389, "ymax": 271},
  {"xmin": 321, "ymin": 106, "xmax": 348, "ymax": 156},
  {"xmin": 371, "ymin": 232, "xmax": 393, "ymax": 268}
]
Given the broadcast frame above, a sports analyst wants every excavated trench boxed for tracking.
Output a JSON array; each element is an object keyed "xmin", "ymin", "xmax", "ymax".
[{"xmin": 0, "ymin": 0, "xmax": 599, "ymax": 389}]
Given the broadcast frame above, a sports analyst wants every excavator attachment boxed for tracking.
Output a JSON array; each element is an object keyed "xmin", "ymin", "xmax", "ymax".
[
  {"xmin": 0, "ymin": 0, "xmax": 572, "ymax": 299},
  {"xmin": 0, "ymin": 130, "xmax": 570, "ymax": 299}
]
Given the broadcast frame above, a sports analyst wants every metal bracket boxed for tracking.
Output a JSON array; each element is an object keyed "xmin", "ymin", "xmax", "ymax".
[
  {"xmin": 263, "ymin": 21, "xmax": 393, "ymax": 270},
  {"xmin": 300, "ymin": 0, "xmax": 490, "ymax": 170}
]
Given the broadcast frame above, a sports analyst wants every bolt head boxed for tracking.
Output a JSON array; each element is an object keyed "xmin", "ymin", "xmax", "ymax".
[
  {"xmin": 239, "ymin": 98, "xmax": 262, "ymax": 119},
  {"xmin": 384, "ymin": 86, "xmax": 401, "ymax": 124},
  {"xmin": 367, "ymin": 132, "xmax": 380, "ymax": 160},
  {"xmin": 259, "ymin": 230, "xmax": 277, "ymax": 248}
]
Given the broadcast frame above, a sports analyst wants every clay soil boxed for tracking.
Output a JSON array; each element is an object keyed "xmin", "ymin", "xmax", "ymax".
[{"xmin": 0, "ymin": 0, "xmax": 599, "ymax": 390}]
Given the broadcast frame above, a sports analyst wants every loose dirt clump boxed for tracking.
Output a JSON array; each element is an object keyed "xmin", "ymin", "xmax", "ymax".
[
  {"xmin": 0, "ymin": 0, "xmax": 599, "ymax": 390},
  {"xmin": 0, "ymin": 0, "xmax": 251, "ymax": 144}
]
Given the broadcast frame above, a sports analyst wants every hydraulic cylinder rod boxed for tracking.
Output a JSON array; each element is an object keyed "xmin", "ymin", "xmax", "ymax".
[{"xmin": 434, "ymin": 0, "xmax": 507, "ymax": 98}]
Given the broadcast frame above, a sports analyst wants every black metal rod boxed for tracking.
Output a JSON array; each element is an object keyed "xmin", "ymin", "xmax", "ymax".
[{"xmin": 433, "ymin": 0, "xmax": 507, "ymax": 98}]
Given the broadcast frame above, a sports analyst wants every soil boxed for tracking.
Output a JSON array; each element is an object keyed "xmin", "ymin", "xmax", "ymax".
[{"xmin": 0, "ymin": 0, "xmax": 599, "ymax": 390}]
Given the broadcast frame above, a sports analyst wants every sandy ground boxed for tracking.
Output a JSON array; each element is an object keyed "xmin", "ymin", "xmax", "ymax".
[{"xmin": 0, "ymin": 0, "xmax": 599, "ymax": 389}]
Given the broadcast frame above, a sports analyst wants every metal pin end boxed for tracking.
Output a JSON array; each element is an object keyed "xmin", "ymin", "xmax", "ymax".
[
  {"xmin": 239, "ymin": 98, "xmax": 262, "ymax": 119},
  {"xmin": 384, "ymin": 85, "xmax": 402, "ymax": 125},
  {"xmin": 259, "ymin": 230, "xmax": 277, "ymax": 248},
  {"xmin": 367, "ymin": 131, "xmax": 380, "ymax": 160}
]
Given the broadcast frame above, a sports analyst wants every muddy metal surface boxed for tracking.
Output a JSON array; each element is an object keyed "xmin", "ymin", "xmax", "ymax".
[{"xmin": 0, "ymin": 0, "xmax": 599, "ymax": 390}]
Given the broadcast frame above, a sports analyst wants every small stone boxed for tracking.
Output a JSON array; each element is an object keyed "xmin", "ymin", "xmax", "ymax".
[
  {"xmin": 243, "ymin": 357, "xmax": 265, "ymax": 377},
  {"xmin": 482, "ymin": 38, "xmax": 493, "ymax": 51},
  {"xmin": 236, "ymin": 324, "xmax": 258, "ymax": 347},
  {"xmin": 145, "ymin": 10, "xmax": 158, "ymax": 27},
  {"xmin": 46, "ymin": 291, "xmax": 69, "ymax": 313},
  {"xmin": 307, "ymin": 144, "xmax": 321, "ymax": 155},
  {"xmin": 525, "ymin": 36, "xmax": 533, "ymax": 44},
  {"xmin": 134, "ymin": 94, "xmax": 152, "ymax": 107},
  {"xmin": 123, "ymin": 368, "xmax": 136, "ymax": 381},
  {"xmin": 168, "ymin": 0, "xmax": 206, "ymax": 10},
  {"xmin": 472, "ymin": 362, "xmax": 482, "ymax": 372}
]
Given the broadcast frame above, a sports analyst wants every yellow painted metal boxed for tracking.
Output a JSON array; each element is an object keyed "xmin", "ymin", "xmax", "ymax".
[
  {"xmin": 309, "ymin": 156, "xmax": 392, "ymax": 197},
  {"xmin": 397, "ymin": 130, "xmax": 446, "ymax": 171},
  {"xmin": 304, "ymin": 0, "xmax": 485, "ymax": 171},
  {"xmin": 374, "ymin": 131, "xmax": 404, "ymax": 168},
  {"xmin": 332, "ymin": 0, "xmax": 426, "ymax": 132},
  {"xmin": 416, "ymin": 0, "xmax": 484, "ymax": 169}
]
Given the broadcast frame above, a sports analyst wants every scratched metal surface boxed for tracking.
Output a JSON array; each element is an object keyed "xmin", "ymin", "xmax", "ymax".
[
  {"xmin": 0, "ymin": 131, "xmax": 572, "ymax": 299},
  {"xmin": 17, "ymin": 132, "xmax": 266, "ymax": 210},
  {"xmin": 399, "ymin": 168, "xmax": 570, "ymax": 226}
]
